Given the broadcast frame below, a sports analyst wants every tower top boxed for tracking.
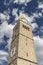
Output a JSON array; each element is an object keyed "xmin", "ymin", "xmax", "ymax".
[
  {"xmin": 18, "ymin": 14, "xmax": 29, "ymax": 24},
  {"xmin": 19, "ymin": 14, "xmax": 26, "ymax": 19}
]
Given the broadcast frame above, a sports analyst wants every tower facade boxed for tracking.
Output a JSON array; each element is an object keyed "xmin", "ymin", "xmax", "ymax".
[{"xmin": 8, "ymin": 15, "xmax": 38, "ymax": 65}]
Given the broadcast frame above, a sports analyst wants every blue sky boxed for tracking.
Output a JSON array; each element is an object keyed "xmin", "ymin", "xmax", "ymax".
[{"xmin": 0, "ymin": 0, "xmax": 43, "ymax": 65}]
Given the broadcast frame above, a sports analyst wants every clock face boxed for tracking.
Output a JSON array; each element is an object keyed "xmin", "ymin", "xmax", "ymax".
[{"xmin": 10, "ymin": 47, "xmax": 16, "ymax": 57}]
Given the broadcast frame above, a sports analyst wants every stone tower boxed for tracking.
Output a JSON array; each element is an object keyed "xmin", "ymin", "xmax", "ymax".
[{"xmin": 8, "ymin": 14, "xmax": 38, "ymax": 65}]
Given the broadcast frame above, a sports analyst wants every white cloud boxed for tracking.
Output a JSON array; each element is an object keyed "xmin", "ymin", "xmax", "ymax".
[
  {"xmin": 37, "ymin": 1, "xmax": 43, "ymax": 21},
  {"xmin": 12, "ymin": 8, "xmax": 19, "ymax": 20},
  {"xmin": 31, "ymin": 23, "xmax": 38, "ymax": 31},
  {"xmin": 13, "ymin": 0, "xmax": 32, "ymax": 5},
  {"xmin": 32, "ymin": 12, "xmax": 43, "ymax": 18},
  {"xmin": 4, "ymin": 0, "xmax": 32, "ymax": 5},
  {"xmin": 13, "ymin": 0, "xmax": 18, "ymax": 3},
  {"xmin": 0, "ymin": 57, "xmax": 8, "ymax": 61},
  {"xmin": 38, "ymin": 12, "xmax": 42, "ymax": 17},
  {"xmin": 0, "ymin": 50, "xmax": 8, "ymax": 61},
  {"xmin": 39, "ymin": 26, "xmax": 43, "ymax": 38},
  {"xmin": 0, "ymin": 13, "xmax": 10, "ymax": 23},
  {"xmin": 0, "ymin": 21, "xmax": 14, "ymax": 63},
  {"xmin": 18, "ymin": 0, "xmax": 31, "ymax": 4},
  {"xmin": 0, "ymin": 11, "xmax": 16, "ymax": 51},
  {"xmin": 0, "ymin": 50, "xmax": 8, "ymax": 56},
  {"xmin": 0, "ymin": 60, "xmax": 3, "ymax": 65},
  {"xmin": 38, "ymin": 2, "xmax": 43, "ymax": 9},
  {"xmin": 0, "ymin": 21, "xmax": 15, "ymax": 53},
  {"xmin": 0, "ymin": 21, "xmax": 13, "ymax": 40},
  {"xmin": 33, "ymin": 12, "xmax": 39, "ymax": 18},
  {"xmin": 33, "ymin": 36, "xmax": 43, "ymax": 65},
  {"xmin": 0, "ymin": 21, "xmax": 15, "ymax": 54},
  {"xmin": 0, "ymin": 22, "xmax": 9, "ymax": 39},
  {"xmin": 26, "ymin": 0, "xmax": 32, "ymax": 3},
  {"xmin": 40, "ymin": 26, "xmax": 43, "ymax": 32},
  {"xmin": 19, "ymin": 0, "xmax": 26, "ymax": 4},
  {"xmin": 25, "ymin": 15, "xmax": 35, "ymax": 23},
  {"xmin": 42, "ymin": 10, "xmax": 43, "ymax": 13},
  {"xmin": 33, "ymin": 36, "xmax": 43, "ymax": 46},
  {"xmin": 0, "ymin": 13, "xmax": 6, "ymax": 21},
  {"xmin": 12, "ymin": 9, "xmax": 18, "ymax": 16},
  {"xmin": 4, "ymin": 0, "xmax": 12, "ymax": 6}
]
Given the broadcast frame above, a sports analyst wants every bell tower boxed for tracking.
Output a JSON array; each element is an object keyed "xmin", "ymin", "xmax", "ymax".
[{"xmin": 8, "ymin": 14, "xmax": 38, "ymax": 65}]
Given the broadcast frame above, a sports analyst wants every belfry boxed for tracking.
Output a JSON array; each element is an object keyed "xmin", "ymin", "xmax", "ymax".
[{"xmin": 8, "ymin": 14, "xmax": 38, "ymax": 65}]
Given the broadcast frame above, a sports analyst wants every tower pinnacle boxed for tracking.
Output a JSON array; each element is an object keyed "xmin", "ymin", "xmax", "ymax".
[{"xmin": 19, "ymin": 14, "xmax": 28, "ymax": 24}]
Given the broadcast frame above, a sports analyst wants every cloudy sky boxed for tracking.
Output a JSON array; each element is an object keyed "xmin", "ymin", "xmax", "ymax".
[{"xmin": 0, "ymin": 0, "xmax": 43, "ymax": 65}]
